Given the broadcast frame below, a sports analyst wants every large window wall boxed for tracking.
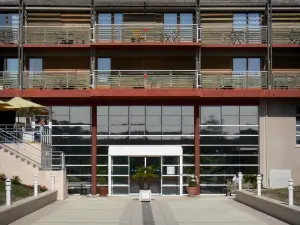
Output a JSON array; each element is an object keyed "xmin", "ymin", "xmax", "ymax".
[{"xmin": 200, "ymin": 106, "xmax": 259, "ymax": 194}]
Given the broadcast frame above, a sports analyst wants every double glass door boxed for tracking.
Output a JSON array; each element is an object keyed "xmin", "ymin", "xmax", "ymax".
[{"xmin": 130, "ymin": 157, "xmax": 161, "ymax": 194}]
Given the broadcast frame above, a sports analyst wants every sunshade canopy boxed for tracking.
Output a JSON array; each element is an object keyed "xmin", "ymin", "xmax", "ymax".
[{"xmin": 5, "ymin": 97, "xmax": 45, "ymax": 109}]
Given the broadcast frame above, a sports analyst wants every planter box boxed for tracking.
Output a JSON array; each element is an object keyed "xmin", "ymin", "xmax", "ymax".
[{"xmin": 139, "ymin": 190, "xmax": 151, "ymax": 202}]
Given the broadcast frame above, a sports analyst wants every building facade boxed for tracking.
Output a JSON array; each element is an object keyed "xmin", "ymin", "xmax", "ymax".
[{"xmin": 0, "ymin": 0, "xmax": 300, "ymax": 195}]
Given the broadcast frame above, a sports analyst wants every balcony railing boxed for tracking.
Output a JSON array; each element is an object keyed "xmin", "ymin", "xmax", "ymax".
[
  {"xmin": 0, "ymin": 72, "xmax": 19, "ymax": 89},
  {"xmin": 200, "ymin": 71, "xmax": 268, "ymax": 88},
  {"xmin": 201, "ymin": 26, "xmax": 267, "ymax": 44},
  {"xmin": 23, "ymin": 71, "xmax": 90, "ymax": 89},
  {"xmin": 0, "ymin": 26, "xmax": 19, "ymax": 44},
  {"xmin": 273, "ymin": 27, "xmax": 300, "ymax": 44},
  {"xmin": 94, "ymin": 24, "xmax": 200, "ymax": 43},
  {"xmin": 94, "ymin": 70, "xmax": 197, "ymax": 88},
  {"xmin": 24, "ymin": 26, "xmax": 91, "ymax": 44},
  {"xmin": 273, "ymin": 71, "xmax": 300, "ymax": 88}
]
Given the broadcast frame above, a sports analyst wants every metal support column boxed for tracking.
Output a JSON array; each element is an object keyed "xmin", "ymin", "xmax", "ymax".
[
  {"xmin": 194, "ymin": 106, "xmax": 200, "ymax": 195},
  {"xmin": 196, "ymin": 0, "xmax": 201, "ymax": 88},
  {"xmin": 91, "ymin": 105, "xmax": 97, "ymax": 195},
  {"xmin": 267, "ymin": 0, "xmax": 273, "ymax": 89},
  {"xmin": 90, "ymin": 0, "xmax": 96, "ymax": 88},
  {"xmin": 18, "ymin": 0, "xmax": 24, "ymax": 89}
]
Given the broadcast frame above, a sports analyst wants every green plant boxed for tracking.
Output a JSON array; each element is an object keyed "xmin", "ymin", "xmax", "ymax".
[
  {"xmin": 39, "ymin": 185, "xmax": 48, "ymax": 192},
  {"xmin": 0, "ymin": 174, "xmax": 6, "ymax": 181},
  {"xmin": 11, "ymin": 176, "xmax": 22, "ymax": 185},
  {"xmin": 186, "ymin": 175, "xmax": 197, "ymax": 187},
  {"xmin": 243, "ymin": 174, "xmax": 264, "ymax": 189},
  {"xmin": 98, "ymin": 176, "xmax": 107, "ymax": 185},
  {"xmin": 132, "ymin": 165, "xmax": 160, "ymax": 190}
]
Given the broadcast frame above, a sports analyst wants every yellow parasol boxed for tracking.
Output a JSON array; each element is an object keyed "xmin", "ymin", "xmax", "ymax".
[{"xmin": 5, "ymin": 97, "xmax": 45, "ymax": 109}]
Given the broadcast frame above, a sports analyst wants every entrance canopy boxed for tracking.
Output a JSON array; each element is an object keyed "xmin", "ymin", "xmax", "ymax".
[{"xmin": 109, "ymin": 145, "xmax": 182, "ymax": 156}]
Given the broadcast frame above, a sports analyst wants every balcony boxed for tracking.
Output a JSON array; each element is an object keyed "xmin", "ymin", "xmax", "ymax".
[
  {"xmin": 0, "ymin": 72, "xmax": 19, "ymax": 89},
  {"xmin": 273, "ymin": 27, "xmax": 300, "ymax": 45},
  {"xmin": 200, "ymin": 71, "xmax": 268, "ymax": 88},
  {"xmin": 94, "ymin": 24, "xmax": 200, "ymax": 43},
  {"xmin": 22, "ymin": 71, "xmax": 90, "ymax": 89},
  {"xmin": 273, "ymin": 70, "xmax": 300, "ymax": 88},
  {"xmin": 201, "ymin": 26, "xmax": 267, "ymax": 45},
  {"xmin": 24, "ymin": 26, "xmax": 91, "ymax": 45},
  {"xmin": 0, "ymin": 26, "xmax": 18, "ymax": 44},
  {"xmin": 94, "ymin": 70, "xmax": 197, "ymax": 88}
]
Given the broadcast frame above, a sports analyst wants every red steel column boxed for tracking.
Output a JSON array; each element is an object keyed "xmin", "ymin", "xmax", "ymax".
[
  {"xmin": 194, "ymin": 105, "xmax": 200, "ymax": 195},
  {"xmin": 91, "ymin": 105, "xmax": 97, "ymax": 195}
]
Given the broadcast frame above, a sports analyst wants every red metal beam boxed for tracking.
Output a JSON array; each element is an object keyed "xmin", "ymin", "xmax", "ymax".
[
  {"xmin": 91, "ymin": 42, "xmax": 201, "ymax": 48},
  {"xmin": 1, "ymin": 89, "xmax": 300, "ymax": 99},
  {"xmin": 0, "ymin": 44, "xmax": 18, "ymax": 48},
  {"xmin": 23, "ymin": 44, "xmax": 90, "ymax": 48},
  {"xmin": 201, "ymin": 44, "xmax": 268, "ymax": 48},
  {"xmin": 272, "ymin": 44, "xmax": 300, "ymax": 48}
]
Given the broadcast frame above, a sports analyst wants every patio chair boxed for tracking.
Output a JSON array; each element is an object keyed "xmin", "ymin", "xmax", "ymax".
[{"xmin": 131, "ymin": 30, "xmax": 145, "ymax": 42}]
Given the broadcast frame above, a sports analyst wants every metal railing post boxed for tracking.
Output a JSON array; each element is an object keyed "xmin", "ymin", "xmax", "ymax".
[
  {"xmin": 61, "ymin": 152, "xmax": 65, "ymax": 170},
  {"xmin": 118, "ymin": 71, "xmax": 121, "ymax": 87},
  {"xmin": 44, "ymin": 27, "xmax": 46, "ymax": 43},
  {"xmin": 169, "ymin": 71, "xmax": 172, "ymax": 87}
]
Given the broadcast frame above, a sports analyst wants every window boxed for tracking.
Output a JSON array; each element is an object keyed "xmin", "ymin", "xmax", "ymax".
[
  {"xmin": 0, "ymin": 13, "xmax": 19, "ymax": 44},
  {"xmin": 97, "ymin": 58, "xmax": 111, "ymax": 84},
  {"xmin": 233, "ymin": 58, "xmax": 261, "ymax": 76},
  {"xmin": 297, "ymin": 106, "xmax": 300, "ymax": 145}
]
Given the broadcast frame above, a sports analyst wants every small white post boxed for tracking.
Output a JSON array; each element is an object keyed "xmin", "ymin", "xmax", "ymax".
[
  {"xmin": 34, "ymin": 175, "xmax": 38, "ymax": 197},
  {"xmin": 288, "ymin": 178, "xmax": 294, "ymax": 206},
  {"xmin": 50, "ymin": 174, "xmax": 55, "ymax": 190},
  {"xmin": 257, "ymin": 174, "xmax": 262, "ymax": 196},
  {"xmin": 5, "ymin": 179, "xmax": 11, "ymax": 206},
  {"xmin": 238, "ymin": 172, "xmax": 242, "ymax": 191}
]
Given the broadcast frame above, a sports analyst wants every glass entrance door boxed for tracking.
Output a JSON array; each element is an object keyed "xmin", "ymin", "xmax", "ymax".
[{"xmin": 129, "ymin": 156, "xmax": 161, "ymax": 195}]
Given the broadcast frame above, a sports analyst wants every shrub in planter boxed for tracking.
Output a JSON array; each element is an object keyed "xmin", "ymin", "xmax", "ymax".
[
  {"xmin": 0, "ymin": 173, "xmax": 6, "ymax": 181},
  {"xmin": 186, "ymin": 175, "xmax": 198, "ymax": 197},
  {"xmin": 39, "ymin": 185, "xmax": 48, "ymax": 192},
  {"xmin": 11, "ymin": 176, "xmax": 22, "ymax": 185},
  {"xmin": 98, "ymin": 176, "xmax": 108, "ymax": 197}
]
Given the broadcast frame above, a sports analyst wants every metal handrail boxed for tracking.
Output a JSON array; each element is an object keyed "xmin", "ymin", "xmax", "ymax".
[
  {"xmin": 273, "ymin": 70, "xmax": 300, "ymax": 88},
  {"xmin": 23, "ymin": 71, "xmax": 90, "ymax": 89},
  {"xmin": 94, "ymin": 70, "xmax": 197, "ymax": 88},
  {"xmin": 201, "ymin": 26, "xmax": 267, "ymax": 44},
  {"xmin": 24, "ymin": 25, "xmax": 91, "ymax": 44},
  {"xmin": 0, "ymin": 71, "xmax": 19, "ymax": 89},
  {"xmin": 94, "ymin": 24, "xmax": 199, "ymax": 43},
  {"xmin": 41, "ymin": 151, "xmax": 65, "ymax": 171},
  {"xmin": 200, "ymin": 71, "xmax": 268, "ymax": 88},
  {"xmin": 0, "ymin": 26, "xmax": 19, "ymax": 44},
  {"xmin": 272, "ymin": 27, "xmax": 300, "ymax": 44}
]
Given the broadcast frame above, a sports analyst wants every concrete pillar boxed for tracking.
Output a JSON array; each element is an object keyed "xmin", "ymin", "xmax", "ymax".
[
  {"xmin": 194, "ymin": 106, "xmax": 200, "ymax": 195},
  {"xmin": 91, "ymin": 105, "xmax": 97, "ymax": 195}
]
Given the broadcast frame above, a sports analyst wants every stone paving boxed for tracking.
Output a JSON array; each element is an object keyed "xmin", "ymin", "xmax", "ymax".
[{"xmin": 9, "ymin": 196, "xmax": 289, "ymax": 225}]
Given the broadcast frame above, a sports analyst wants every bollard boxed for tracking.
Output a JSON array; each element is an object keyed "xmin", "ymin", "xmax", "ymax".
[
  {"xmin": 34, "ymin": 175, "xmax": 38, "ymax": 197},
  {"xmin": 288, "ymin": 178, "xmax": 294, "ymax": 206},
  {"xmin": 238, "ymin": 172, "xmax": 242, "ymax": 191},
  {"xmin": 257, "ymin": 174, "xmax": 262, "ymax": 196},
  {"xmin": 50, "ymin": 174, "xmax": 55, "ymax": 190},
  {"xmin": 5, "ymin": 179, "xmax": 11, "ymax": 206}
]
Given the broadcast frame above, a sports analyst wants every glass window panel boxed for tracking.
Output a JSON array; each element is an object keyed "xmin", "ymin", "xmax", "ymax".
[
  {"xmin": 183, "ymin": 166, "xmax": 195, "ymax": 175},
  {"xmin": 240, "ymin": 106, "xmax": 258, "ymax": 116},
  {"xmin": 97, "ymin": 136, "xmax": 109, "ymax": 145},
  {"xmin": 97, "ymin": 106, "xmax": 108, "ymax": 115},
  {"xmin": 146, "ymin": 116, "xmax": 161, "ymax": 125},
  {"xmin": 97, "ymin": 156, "xmax": 108, "ymax": 165},
  {"xmin": 163, "ymin": 156, "xmax": 179, "ymax": 165},
  {"xmin": 200, "ymin": 136, "xmax": 258, "ymax": 145},
  {"xmin": 182, "ymin": 106, "xmax": 194, "ymax": 115},
  {"xmin": 297, "ymin": 106, "xmax": 300, "ymax": 115},
  {"xmin": 112, "ymin": 166, "xmax": 128, "ymax": 175},
  {"xmin": 145, "ymin": 136, "xmax": 162, "ymax": 144},
  {"xmin": 162, "ymin": 176, "xmax": 180, "ymax": 185},
  {"xmin": 162, "ymin": 166, "xmax": 180, "ymax": 175},
  {"xmin": 52, "ymin": 126, "xmax": 90, "ymax": 135},
  {"xmin": 6, "ymin": 58, "xmax": 18, "ymax": 72},
  {"xmin": 67, "ymin": 176, "xmax": 91, "ymax": 183},
  {"xmin": 129, "ymin": 136, "xmax": 145, "ymax": 144},
  {"xmin": 201, "ymin": 106, "xmax": 221, "ymax": 125},
  {"xmin": 110, "ymin": 126, "xmax": 129, "ymax": 135},
  {"xmin": 222, "ymin": 126, "xmax": 239, "ymax": 135},
  {"xmin": 200, "ymin": 166, "xmax": 258, "ymax": 174},
  {"xmin": 53, "ymin": 146, "xmax": 91, "ymax": 155},
  {"xmin": 200, "ymin": 186, "xmax": 226, "ymax": 194},
  {"xmin": 146, "ymin": 106, "xmax": 161, "ymax": 115},
  {"xmin": 182, "ymin": 116, "xmax": 193, "ymax": 126},
  {"xmin": 201, "ymin": 146, "xmax": 258, "ymax": 155},
  {"xmin": 296, "ymin": 118, "xmax": 300, "ymax": 125},
  {"xmin": 162, "ymin": 106, "xmax": 181, "ymax": 115},
  {"xmin": 67, "ymin": 136, "xmax": 91, "ymax": 145},
  {"xmin": 109, "ymin": 106, "xmax": 128, "ymax": 115},
  {"xmin": 182, "ymin": 136, "xmax": 194, "ymax": 145},
  {"xmin": 182, "ymin": 146, "xmax": 194, "ymax": 155},
  {"xmin": 52, "ymin": 106, "xmax": 69, "ymax": 115},
  {"xmin": 201, "ymin": 156, "xmax": 258, "ymax": 165},
  {"xmin": 240, "ymin": 116, "xmax": 258, "ymax": 125},
  {"xmin": 97, "ymin": 126, "xmax": 109, "ymax": 135},
  {"xmin": 129, "ymin": 116, "xmax": 145, "ymax": 125},
  {"xmin": 97, "ymin": 146, "xmax": 109, "ymax": 155},
  {"xmin": 222, "ymin": 106, "xmax": 239, "ymax": 116},
  {"xmin": 145, "ymin": 126, "xmax": 161, "ymax": 135},
  {"xmin": 52, "ymin": 116, "xmax": 70, "ymax": 125},
  {"xmin": 65, "ymin": 156, "xmax": 91, "ymax": 165},
  {"xmin": 109, "ymin": 116, "xmax": 128, "ymax": 125},
  {"xmin": 162, "ymin": 125, "xmax": 181, "ymax": 134},
  {"xmin": 66, "ymin": 166, "xmax": 91, "ymax": 175},
  {"xmin": 70, "ymin": 107, "xmax": 91, "ymax": 124},
  {"xmin": 0, "ymin": 14, "xmax": 6, "ymax": 26},
  {"xmin": 109, "ymin": 136, "xmax": 129, "ymax": 145},
  {"xmin": 297, "ymin": 136, "xmax": 300, "ymax": 145},
  {"xmin": 182, "ymin": 126, "xmax": 194, "ymax": 135},
  {"xmin": 222, "ymin": 116, "xmax": 239, "ymax": 125},
  {"xmin": 200, "ymin": 176, "xmax": 234, "ymax": 185},
  {"xmin": 162, "ymin": 116, "xmax": 181, "ymax": 126},
  {"xmin": 97, "ymin": 166, "xmax": 108, "ymax": 175},
  {"xmin": 29, "ymin": 58, "xmax": 43, "ymax": 72},
  {"xmin": 112, "ymin": 187, "xmax": 128, "ymax": 195},
  {"xmin": 201, "ymin": 126, "xmax": 222, "ymax": 135},
  {"xmin": 112, "ymin": 177, "xmax": 128, "ymax": 185},
  {"xmin": 97, "ymin": 116, "xmax": 108, "ymax": 126},
  {"xmin": 240, "ymin": 126, "xmax": 258, "ymax": 135},
  {"xmin": 130, "ymin": 125, "xmax": 144, "ymax": 135},
  {"xmin": 161, "ymin": 136, "xmax": 181, "ymax": 144},
  {"xmin": 112, "ymin": 156, "xmax": 128, "ymax": 165},
  {"xmin": 248, "ymin": 58, "xmax": 261, "ymax": 71},
  {"xmin": 183, "ymin": 156, "xmax": 195, "ymax": 165},
  {"xmin": 162, "ymin": 187, "xmax": 180, "ymax": 195},
  {"xmin": 129, "ymin": 106, "xmax": 145, "ymax": 115}
]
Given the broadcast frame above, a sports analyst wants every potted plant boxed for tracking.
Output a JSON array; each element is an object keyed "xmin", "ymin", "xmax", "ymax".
[
  {"xmin": 98, "ymin": 176, "xmax": 108, "ymax": 197},
  {"xmin": 132, "ymin": 165, "xmax": 160, "ymax": 201},
  {"xmin": 186, "ymin": 175, "xmax": 198, "ymax": 197}
]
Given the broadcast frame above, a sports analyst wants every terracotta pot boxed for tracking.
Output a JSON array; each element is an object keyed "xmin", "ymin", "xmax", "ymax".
[
  {"xmin": 186, "ymin": 186, "xmax": 198, "ymax": 197},
  {"xmin": 98, "ymin": 186, "xmax": 108, "ymax": 197}
]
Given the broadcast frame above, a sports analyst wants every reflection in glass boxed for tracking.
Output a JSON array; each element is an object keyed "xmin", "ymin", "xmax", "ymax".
[{"xmin": 162, "ymin": 187, "xmax": 180, "ymax": 195}]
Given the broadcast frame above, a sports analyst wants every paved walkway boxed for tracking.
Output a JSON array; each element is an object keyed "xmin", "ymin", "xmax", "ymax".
[{"xmin": 10, "ymin": 196, "xmax": 288, "ymax": 225}]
